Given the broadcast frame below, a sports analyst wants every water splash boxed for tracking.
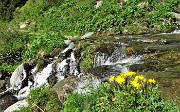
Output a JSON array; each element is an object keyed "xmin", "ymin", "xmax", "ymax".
[{"xmin": 94, "ymin": 43, "xmax": 141, "ymax": 74}]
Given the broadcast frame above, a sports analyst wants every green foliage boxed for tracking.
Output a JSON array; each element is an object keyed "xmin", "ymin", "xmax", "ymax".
[
  {"xmin": 23, "ymin": 32, "xmax": 64, "ymax": 60},
  {"xmin": 0, "ymin": 27, "xmax": 64, "ymax": 75},
  {"xmin": 0, "ymin": 27, "xmax": 30, "ymax": 73},
  {"xmin": 18, "ymin": 85, "xmax": 61, "ymax": 112},
  {"xmin": 80, "ymin": 45, "xmax": 96, "ymax": 72},
  {"xmin": 63, "ymin": 72, "xmax": 179, "ymax": 112},
  {"xmin": 10, "ymin": 0, "xmax": 179, "ymax": 35}
]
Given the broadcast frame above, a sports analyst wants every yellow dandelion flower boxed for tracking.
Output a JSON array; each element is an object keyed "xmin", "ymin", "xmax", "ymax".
[
  {"xmin": 108, "ymin": 76, "xmax": 115, "ymax": 83},
  {"xmin": 148, "ymin": 79, "xmax": 156, "ymax": 84},
  {"xmin": 121, "ymin": 72, "xmax": 136, "ymax": 77},
  {"xmin": 135, "ymin": 75, "xmax": 146, "ymax": 82},
  {"xmin": 115, "ymin": 76, "xmax": 125, "ymax": 84},
  {"xmin": 131, "ymin": 80, "xmax": 140, "ymax": 89}
]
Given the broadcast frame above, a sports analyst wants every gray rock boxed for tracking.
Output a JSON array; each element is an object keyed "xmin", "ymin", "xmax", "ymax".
[
  {"xmin": 0, "ymin": 80, "xmax": 5, "ymax": 90},
  {"xmin": 172, "ymin": 12, "xmax": 180, "ymax": 20},
  {"xmin": 61, "ymin": 42, "xmax": 75, "ymax": 54},
  {"xmin": 52, "ymin": 75, "xmax": 101, "ymax": 103},
  {"xmin": 64, "ymin": 40, "xmax": 71, "ymax": 45},
  {"xmin": 4, "ymin": 100, "xmax": 28, "ymax": 112},
  {"xmin": 81, "ymin": 32, "xmax": 94, "ymax": 39},
  {"xmin": 52, "ymin": 76, "xmax": 77, "ymax": 103}
]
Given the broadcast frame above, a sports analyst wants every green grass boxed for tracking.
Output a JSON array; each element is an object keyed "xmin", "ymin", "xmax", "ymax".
[{"xmin": 10, "ymin": 0, "xmax": 180, "ymax": 35}]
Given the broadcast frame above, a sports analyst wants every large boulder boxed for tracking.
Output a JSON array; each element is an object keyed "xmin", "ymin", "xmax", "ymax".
[
  {"xmin": 52, "ymin": 76, "xmax": 77, "ymax": 103},
  {"xmin": 52, "ymin": 75, "xmax": 101, "ymax": 103}
]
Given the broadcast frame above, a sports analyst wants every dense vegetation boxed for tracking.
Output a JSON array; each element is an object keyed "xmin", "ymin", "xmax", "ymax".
[
  {"xmin": 0, "ymin": 0, "xmax": 179, "ymax": 111},
  {"xmin": 10, "ymin": 0, "xmax": 180, "ymax": 35}
]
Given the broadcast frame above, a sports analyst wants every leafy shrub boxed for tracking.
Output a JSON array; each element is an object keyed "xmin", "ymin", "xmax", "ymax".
[
  {"xmin": 63, "ymin": 72, "xmax": 179, "ymax": 112},
  {"xmin": 23, "ymin": 32, "xmax": 64, "ymax": 60}
]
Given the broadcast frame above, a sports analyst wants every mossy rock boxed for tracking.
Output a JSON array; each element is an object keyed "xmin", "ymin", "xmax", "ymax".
[{"xmin": 52, "ymin": 76, "xmax": 77, "ymax": 103}]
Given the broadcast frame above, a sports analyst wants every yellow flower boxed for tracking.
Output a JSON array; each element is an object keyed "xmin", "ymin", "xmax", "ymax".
[
  {"xmin": 115, "ymin": 76, "xmax": 125, "ymax": 84},
  {"xmin": 135, "ymin": 75, "xmax": 146, "ymax": 82},
  {"xmin": 148, "ymin": 79, "xmax": 156, "ymax": 84},
  {"xmin": 121, "ymin": 72, "xmax": 136, "ymax": 77},
  {"xmin": 131, "ymin": 80, "xmax": 140, "ymax": 89},
  {"xmin": 108, "ymin": 76, "xmax": 115, "ymax": 83}
]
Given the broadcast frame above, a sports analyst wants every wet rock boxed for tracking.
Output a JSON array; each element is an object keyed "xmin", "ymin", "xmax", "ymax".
[
  {"xmin": 52, "ymin": 76, "xmax": 77, "ymax": 103},
  {"xmin": 0, "ymin": 80, "xmax": 5, "ymax": 90},
  {"xmin": 52, "ymin": 75, "xmax": 101, "ymax": 103},
  {"xmin": 90, "ymin": 65, "xmax": 121, "ymax": 79},
  {"xmin": 0, "ymin": 79, "xmax": 7, "ymax": 96},
  {"xmin": 97, "ymin": 44, "xmax": 115, "ymax": 56},
  {"xmin": 81, "ymin": 32, "xmax": 94, "ymax": 39},
  {"xmin": 64, "ymin": 40, "xmax": 71, "ymax": 45},
  {"xmin": 129, "ymin": 63, "xmax": 154, "ymax": 72},
  {"xmin": 0, "ymin": 78, "xmax": 10, "ymax": 94},
  {"xmin": 4, "ymin": 100, "xmax": 28, "ymax": 112},
  {"xmin": 0, "ymin": 94, "xmax": 18, "ymax": 112}
]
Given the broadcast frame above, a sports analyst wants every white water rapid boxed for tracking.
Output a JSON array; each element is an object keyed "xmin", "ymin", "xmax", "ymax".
[{"xmin": 94, "ymin": 43, "xmax": 142, "ymax": 73}]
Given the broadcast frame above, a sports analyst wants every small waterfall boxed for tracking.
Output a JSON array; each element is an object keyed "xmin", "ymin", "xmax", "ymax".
[
  {"xmin": 93, "ymin": 42, "xmax": 141, "ymax": 74},
  {"xmin": 2, "ymin": 42, "xmax": 81, "ymax": 100},
  {"xmin": 33, "ymin": 63, "xmax": 53, "ymax": 87}
]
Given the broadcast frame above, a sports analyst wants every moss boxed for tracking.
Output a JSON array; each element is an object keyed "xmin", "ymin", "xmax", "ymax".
[
  {"xmin": 122, "ymin": 25, "xmax": 146, "ymax": 35},
  {"xmin": 36, "ymin": 60, "xmax": 45, "ymax": 71},
  {"xmin": 75, "ymin": 39, "xmax": 103, "ymax": 72},
  {"xmin": 79, "ymin": 44, "xmax": 97, "ymax": 72}
]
